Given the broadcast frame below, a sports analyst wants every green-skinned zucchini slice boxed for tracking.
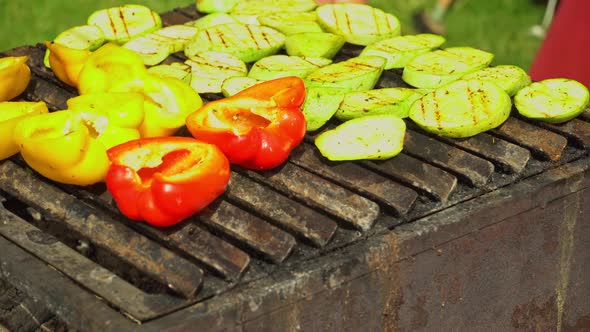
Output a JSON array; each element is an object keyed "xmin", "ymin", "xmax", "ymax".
[
  {"xmin": 360, "ymin": 33, "xmax": 445, "ymax": 69},
  {"xmin": 123, "ymin": 35, "xmax": 172, "ymax": 66},
  {"xmin": 43, "ymin": 25, "xmax": 105, "ymax": 68},
  {"xmin": 335, "ymin": 87, "xmax": 428, "ymax": 121},
  {"xmin": 221, "ymin": 76, "xmax": 260, "ymax": 97},
  {"xmin": 185, "ymin": 13, "xmax": 238, "ymax": 30},
  {"xmin": 402, "ymin": 47, "xmax": 494, "ymax": 89},
  {"xmin": 315, "ymin": 114, "xmax": 406, "ymax": 161},
  {"xmin": 409, "ymin": 79, "xmax": 511, "ymax": 138},
  {"xmin": 514, "ymin": 78, "xmax": 590, "ymax": 124},
  {"xmin": 462, "ymin": 65, "xmax": 531, "ymax": 96},
  {"xmin": 87, "ymin": 4, "xmax": 161, "ymax": 44},
  {"xmin": 284, "ymin": 32, "xmax": 346, "ymax": 59},
  {"xmin": 196, "ymin": 0, "xmax": 239, "ymax": 13},
  {"xmin": 248, "ymin": 55, "xmax": 332, "ymax": 81},
  {"xmin": 231, "ymin": 0, "xmax": 317, "ymax": 17},
  {"xmin": 147, "ymin": 63, "xmax": 192, "ymax": 84},
  {"xmin": 302, "ymin": 86, "xmax": 346, "ymax": 131},
  {"xmin": 304, "ymin": 56, "xmax": 386, "ymax": 93},
  {"xmin": 316, "ymin": 3, "xmax": 401, "ymax": 46},
  {"xmin": 184, "ymin": 23, "xmax": 285, "ymax": 63},
  {"xmin": 184, "ymin": 52, "xmax": 247, "ymax": 93}
]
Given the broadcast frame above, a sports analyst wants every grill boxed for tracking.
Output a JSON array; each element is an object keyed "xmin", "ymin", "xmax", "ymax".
[{"xmin": 2, "ymin": 5, "xmax": 590, "ymax": 331}]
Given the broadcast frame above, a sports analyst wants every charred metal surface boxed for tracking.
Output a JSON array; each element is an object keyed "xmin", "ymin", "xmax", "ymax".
[
  {"xmin": 437, "ymin": 133, "xmax": 531, "ymax": 173},
  {"xmin": 290, "ymin": 143, "xmax": 418, "ymax": 215},
  {"xmin": 404, "ymin": 130, "xmax": 495, "ymax": 186},
  {"xmin": 0, "ymin": 235, "xmax": 137, "ymax": 331},
  {"xmin": 542, "ymin": 118, "xmax": 590, "ymax": 149},
  {"xmin": 199, "ymin": 200, "xmax": 297, "ymax": 264},
  {"xmin": 494, "ymin": 117, "xmax": 568, "ymax": 161},
  {"xmin": 0, "ymin": 209, "xmax": 186, "ymax": 321},
  {"xmin": 363, "ymin": 153, "xmax": 458, "ymax": 201},
  {"xmin": 242, "ymin": 163, "xmax": 380, "ymax": 231},
  {"xmin": 579, "ymin": 107, "xmax": 590, "ymax": 122},
  {"xmin": 227, "ymin": 172, "xmax": 338, "ymax": 247},
  {"xmin": 0, "ymin": 160, "xmax": 203, "ymax": 299}
]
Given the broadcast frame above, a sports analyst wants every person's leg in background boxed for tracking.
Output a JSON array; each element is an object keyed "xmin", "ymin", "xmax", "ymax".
[{"xmin": 415, "ymin": 0, "xmax": 455, "ymax": 35}]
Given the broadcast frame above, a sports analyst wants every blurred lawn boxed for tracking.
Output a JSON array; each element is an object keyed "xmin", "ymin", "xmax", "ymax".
[{"xmin": 2, "ymin": 0, "xmax": 546, "ymax": 70}]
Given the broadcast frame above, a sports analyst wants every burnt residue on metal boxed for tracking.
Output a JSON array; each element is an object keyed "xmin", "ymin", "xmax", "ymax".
[
  {"xmin": 199, "ymin": 200, "xmax": 297, "ymax": 264},
  {"xmin": 290, "ymin": 143, "xmax": 418, "ymax": 215},
  {"xmin": 403, "ymin": 130, "xmax": 495, "ymax": 187},
  {"xmin": 0, "ymin": 160, "xmax": 203, "ymax": 299},
  {"xmin": 494, "ymin": 117, "xmax": 568, "ymax": 161},
  {"xmin": 242, "ymin": 163, "xmax": 380, "ymax": 232},
  {"xmin": 226, "ymin": 172, "xmax": 338, "ymax": 248},
  {"xmin": 541, "ymin": 118, "xmax": 590, "ymax": 150},
  {"xmin": 437, "ymin": 132, "xmax": 531, "ymax": 174},
  {"xmin": 363, "ymin": 153, "xmax": 458, "ymax": 201}
]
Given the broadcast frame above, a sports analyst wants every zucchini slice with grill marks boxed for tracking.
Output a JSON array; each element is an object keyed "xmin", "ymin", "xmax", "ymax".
[
  {"xmin": 360, "ymin": 33, "xmax": 446, "ymax": 69},
  {"xmin": 248, "ymin": 55, "xmax": 332, "ymax": 81},
  {"xmin": 285, "ymin": 32, "xmax": 346, "ymax": 59},
  {"xmin": 123, "ymin": 35, "xmax": 172, "ymax": 66},
  {"xmin": 184, "ymin": 23, "xmax": 285, "ymax": 63},
  {"xmin": 514, "ymin": 78, "xmax": 590, "ymax": 124},
  {"xmin": 409, "ymin": 79, "xmax": 511, "ymax": 138},
  {"xmin": 302, "ymin": 86, "xmax": 346, "ymax": 131},
  {"xmin": 185, "ymin": 13, "xmax": 238, "ymax": 30},
  {"xmin": 402, "ymin": 47, "xmax": 494, "ymax": 89},
  {"xmin": 87, "ymin": 4, "xmax": 162, "ymax": 44},
  {"xmin": 315, "ymin": 114, "xmax": 406, "ymax": 161},
  {"xmin": 43, "ymin": 25, "xmax": 105, "ymax": 68},
  {"xmin": 231, "ymin": 0, "xmax": 317, "ymax": 17},
  {"xmin": 335, "ymin": 87, "xmax": 428, "ymax": 121},
  {"xmin": 304, "ymin": 56, "xmax": 386, "ymax": 93},
  {"xmin": 316, "ymin": 3, "xmax": 401, "ymax": 46},
  {"xmin": 147, "ymin": 63, "xmax": 192, "ymax": 84},
  {"xmin": 258, "ymin": 12, "xmax": 322, "ymax": 35},
  {"xmin": 221, "ymin": 76, "xmax": 260, "ymax": 97},
  {"xmin": 196, "ymin": 0, "xmax": 239, "ymax": 13},
  {"xmin": 462, "ymin": 65, "xmax": 531, "ymax": 96},
  {"xmin": 184, "ymin": 52, "xmax": 247, "ymax": 94}
]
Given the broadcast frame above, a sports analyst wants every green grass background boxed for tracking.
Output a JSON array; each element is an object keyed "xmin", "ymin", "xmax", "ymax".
[{"xmin": 1, "ymin": 0, "xmax": 547, "ymax": 70}]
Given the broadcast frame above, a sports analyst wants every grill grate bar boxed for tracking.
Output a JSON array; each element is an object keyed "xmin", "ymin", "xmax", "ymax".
[
  {"xmin": 437, "ymin": 132, "xmax": 531, "ymax": 173},
  {"xmin": 0, "ymin": 160, "xmax": 203, "ymax": 299},
  {"xmin": 160, "ymin": 9, "xmax": 195, "ymax": 26},
  {"xmin": 226, "ymin": 173, "xmax": 338, "ymax": 247},
  {"xmin": 362, "ymin": 153, "xmax": 458, "ymax": 201},
  {"xmin": 494, "ymin": 117, "xmax": 567, "ymax": 161},
  {"xmin": 199, "ymin": 200, "xmax": 297, "ymax": 264},
  {"xmin": 242, "ymin": 163, "xmax": 380, "ymax": 231},
  {"xmin": 540, "ymin": 118, "xmax": 590, "ymax": 149},
  {"xmin": 0, "ymin": 206, "xmax": 187, "ymax": 321},
  {"xmin": 403, "ymin": 130, "xmax": 495, "ymax": 186},
  {"xmin": 290, "ymin": 143, "xmax": 418, "ymax": 215}
]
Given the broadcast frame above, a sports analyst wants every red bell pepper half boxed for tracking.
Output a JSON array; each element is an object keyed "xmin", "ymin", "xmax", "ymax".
[
  {"xmin": 105, "ymin": 136, "xmax": 230, "ymax": 227},
  {"xmin": 185, "ymin": 76, "xmax": 307, "ymax": 170}
]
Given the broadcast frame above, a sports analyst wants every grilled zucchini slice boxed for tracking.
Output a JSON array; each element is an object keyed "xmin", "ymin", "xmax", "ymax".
[
  {"xmin": 258, "ymin": 12, "xmax": 322, "ymax": 35},
  {"xmin": 514, "ymin": 78, "xmax": 590, "ymax": 124},
  {"xmin": 315, "ymin": 114, "xmax": 406, "ymax": 161},
  {"xmin": 43, "ymin": 25, "xmax": 105, "ymax": 68},
  {"xmin": 151, "ymin": 25, "xmax": 200, "ymax": 53},
  {"xmin": 196, "ymin": 0, "xmax": 239, "ymax": 13},
  {"xmin": 184, "ymin": 23, "xmax": 285, "ymax": 63},
  {"xmin": 462, "ymin": 65, "xmax": 531, "ymax": 96},
  {"xmin": 302, "ymin": 87, "xmax": 346, "ymax": 131},
  {"xmin": 248, "ymin": 55, "xmax": 332, "ymax": 81},
  {"xmin": 304, "ymin": 56, "xmax": 386, "ymax": 93},
  {"xmin": 87, "ymin": 4, "xmax": 162, "ymax": 44},
  {"xmin": 185, "ymin": 52, "xmax": 247, "ymax": 94},
  {"xmin": 147, "ymin": 63, "xmax": 192, "ymax": 84},
  {"xmin": 360, "ymin": 34, "xmax": 446, "ymax": 69},
  {"xmin": 221, "ymin": 76, "xmax": 260, "ymax": 97},
  {"xmin": 123, "ymin": 35, "xmax": 172, "ymax": 66},
  {"xmin": 231, "ymin": 0, "xmax": 317, "ymax": 17},
  {"xmin": 402, "ymin": 47, "xmax": 494, "ymax": 89},
  {"xmin": 316, "ymin": 3, "xmax": 401, "ymax": 46},
  {"xmin": 185, "ymin": 13, "xmax": 238, "ymax": 30},
  {"xmin": 335, "ymin": 88, "xmax": 428, "ymax": 121},
  {"xmin": 285, "ymin": 32, "xmax": 346, "ymax": 59},
  {"xmin": 409, "ymin": 79, "xmax": 511, "ymax": 138}
]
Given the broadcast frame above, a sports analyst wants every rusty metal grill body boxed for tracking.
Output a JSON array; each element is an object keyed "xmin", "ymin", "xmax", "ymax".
[{"xmin": 1, "ymin": 6, "xmax": 589, "ymax": 331}]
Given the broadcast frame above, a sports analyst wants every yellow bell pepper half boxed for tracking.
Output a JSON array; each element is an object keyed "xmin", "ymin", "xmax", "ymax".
[
  {"xmin": 0, "ymin": 101, "xmax": 49, "ymax": 160},
  {"xmin": 13, "ymin": 93, "xmax": 144, "ymax": 186},
  {"xmin": 44, "ymin": 41, "xmax": 92, "ymax": 88},
  {"xmin": 0, "ymin": 56, "xmax": 31, "ymax": 102},
  {"xmin": 141, "ymin": 75, "xmax": 203, "ymax": 137}
]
